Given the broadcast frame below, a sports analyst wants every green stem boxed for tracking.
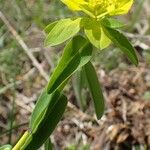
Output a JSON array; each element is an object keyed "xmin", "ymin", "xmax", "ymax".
[{"xmin": 12, "ymin": 131, "xmax": 29, "ymax": 150}]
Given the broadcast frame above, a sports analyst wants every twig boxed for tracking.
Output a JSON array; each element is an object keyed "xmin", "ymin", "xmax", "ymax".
[
  {"xmin": 0, "ymin": 122, "xmax": 28, "ymax": 137},
  {"xmin": 123, "ymin": 32, "xmax": 150, "ymax": 40},
  {"xmin": 0, "ymin": 68, "xmax": 36, "ymax": 94},
  {"xmin": 43, "ymin": 48, "xmax": 55, "ymax": 70},
  {"xmin": 0, "ymin": 11, "xmax": 49, "ymax": 81},
  {"xmin": 0, "ymin": 80, "xmax": 22, "ymax": 94}
]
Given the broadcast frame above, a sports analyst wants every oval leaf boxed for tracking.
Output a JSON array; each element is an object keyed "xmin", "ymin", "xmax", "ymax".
[
  {"xmin": 29, "ymin": 89, "xmax": 60, "ymax": 130},
  {"xmin": 84, "ymin": 62, "xmax": 105, "ymax": 119},
  {"xmin": 44, "ymin": 21, "xmax": 58, "ymax": 34},
  {"xmin": 21, "ymin": 94, "xmax": 67, "ymax": 150},
  {"xmin": 45, "ymin": 18, "xmax": 81, "ymax": 46},
  {"xmin": 47, "ymin": 35, "xmax": 93, "ymax": 94},
  {"xmin": 103, "ymin": 27, "xmax": 138, "ymax": 66},
  {"xmin": 83, "ymin": 18, "xmax": 111, "ymax": 50},
  {"xmin": 101, "ymin": 18, "xmax": 125, "ymax": 29}
]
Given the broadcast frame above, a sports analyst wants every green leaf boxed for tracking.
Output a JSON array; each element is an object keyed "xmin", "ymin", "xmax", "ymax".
[
  {"xmin": 84, "ymin": 62, "xmax": 105, "ymax": 119},
  {"xmin": 44, "ymin": 138, "xmax": 53, "ymax": 150},
  {"xmin": 101, "ymin": 18, "xmax": 125, "ymax": 29},
  {"xmin": 44, "ymin": 21, "xmax": 58, "ymax": 34},
  {"xmin": 21, "ymin": 94, "xmax": 67, "ymax": 150},
  {"xmin": 103, "ymin": 27, "xmax": 138, "ymax": 66},
  {"xmin": 83, "ymin": 18, "xmax": 111, "ymax": 50},
  {"xmin": 0, "ymin": 145, "xmax": 12, "ymax": 150},
  {"xmin": 72, "ymin": 70, "xmax": 88, "ymax": 110},
  {"xmin": 29, "ymin": 89, "xmax": 60, "ymax": 130},
  {"xmin": 45, "ymin": 18, "xmax": 81, "ymax": 46},
  {"xmin": 47, "ymin": 35, "xmax": 93, "ymax": 94}
]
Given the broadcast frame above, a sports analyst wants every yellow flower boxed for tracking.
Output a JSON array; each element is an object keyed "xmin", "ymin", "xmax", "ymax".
[
  {"xmin": 60, "ymin": 0, "xmax": 134, "ymax": 50},
  {"xmin": 61, "ymin": 0, "xmax": 133, "ymax": 19}
]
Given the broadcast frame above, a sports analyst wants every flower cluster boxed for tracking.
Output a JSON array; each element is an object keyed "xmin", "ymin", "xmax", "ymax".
[{"xmin": 61, "ymin": 0, "xmax": 133, "ymax": 19}]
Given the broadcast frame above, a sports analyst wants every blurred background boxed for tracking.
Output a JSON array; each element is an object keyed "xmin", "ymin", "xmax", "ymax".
[{"xmin": 0, "ymin": 0, "xmax": 150, "ymax": 149}]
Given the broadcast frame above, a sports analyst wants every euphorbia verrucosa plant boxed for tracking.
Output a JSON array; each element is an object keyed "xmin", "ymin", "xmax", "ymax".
[{"xmin": 1, "ymin": 0, "xmax": 138, "ymax": 149}]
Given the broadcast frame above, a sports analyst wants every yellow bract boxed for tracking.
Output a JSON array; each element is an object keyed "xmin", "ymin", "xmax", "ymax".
[
  {"xmin": 61, "ymin": 0, "xmax": 86, "ymax": 11},
  {"xmin": 61, "ymin": 0, "xmax": 133, "ymax": 18}
]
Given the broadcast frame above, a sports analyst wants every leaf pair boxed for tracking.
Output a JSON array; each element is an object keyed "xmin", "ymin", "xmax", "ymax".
[
  {"xmin": 45, "ymin": 17, "xmax": 138, "ymax": 66},
  {"xmin": 44, "ymin": 17, "xmax": 122, "ymax": 50},
  {"xmin": 83, "ymin": 17, "xmax": 138, "ymax": 66}
]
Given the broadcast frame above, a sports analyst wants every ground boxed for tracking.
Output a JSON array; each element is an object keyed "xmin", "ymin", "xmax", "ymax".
[{"xmin": 0, "ymin": 0, "xmax": 150, "ymax": 149}]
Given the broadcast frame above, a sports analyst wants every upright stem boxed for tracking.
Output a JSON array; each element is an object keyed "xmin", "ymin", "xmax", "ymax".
[{"xmin": 12, "ymin": 131, "xmax": 29, "ymax": 150}]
